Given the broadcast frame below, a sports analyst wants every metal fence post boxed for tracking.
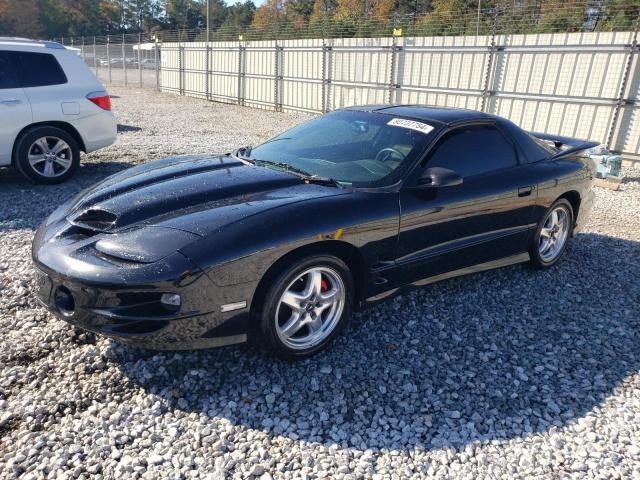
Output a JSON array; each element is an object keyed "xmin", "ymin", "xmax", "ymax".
[
  {"xmin": 155, "ymin": 41, "xmax": 160, "ymax": 92},
  {"xmin": 122, "ymin": 33, "xmax": 127, "ymax": 86},
  {"xmin": 93, "ymin": 36, "xmax": 97, "ymax": 75},
  {"xmin": 480, "ymin": 10, "xmax": 499, "ymax": 112},
  {"xmin": 606, "ymin": 13, "xmax": 640, "ymax": 151},
  {"xmin": 274, "ymin": 43, "xmax": 283, "ymax": 112},
  {"xmin": 179, "ymin": 42, "xmax": 184, "ymax": 95},
  {"xmin": 80, "ymin": 36, "xmax": 85, "ymax": 63},
  {"xmin": 237, "ymin": 41, "xmax": 245, "ymax": 106},
  {"xmin": 107, "ymin": 35, "xmax": 112, "ymax": 84},
  {"xmin": 388, "ymin": 35, "xmax": 402, "ymax": 104},
  {"xmin": 205, "ymin": 42, "xmax": 211, "ymax": 101},
  {"xmin": 322, "ymin": 39, "xmax": 333, "ymax": 113},
  {"xmin": 321, "ymin": 40, "xmax": 328, "ymax": 113},
  {"xmin": 138, "ymin": 32, "xmax": 143, "ymax": 87}
]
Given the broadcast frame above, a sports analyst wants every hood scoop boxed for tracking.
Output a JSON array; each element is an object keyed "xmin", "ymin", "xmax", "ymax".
[{"xmin": 70, "ymin": 208, "xmax": 117, "ymax": 232}]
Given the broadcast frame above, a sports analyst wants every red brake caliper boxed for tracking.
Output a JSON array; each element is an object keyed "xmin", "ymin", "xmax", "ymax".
[{"xmin": 320, "ymin": 278, "xmax": 329, "ymax": 292}]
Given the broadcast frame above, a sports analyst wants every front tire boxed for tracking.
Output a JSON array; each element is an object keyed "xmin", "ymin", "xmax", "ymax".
[
  {"xmin": 257, "ymin": 255, "xmax": 353, "ymax": 359},
  {"xmin": 529, "ymin": 199, "xmax": 574, "ymax": 269},
  {"xmin": 15, "ymin": 126, "xmax": 80, "ymax": 184}
]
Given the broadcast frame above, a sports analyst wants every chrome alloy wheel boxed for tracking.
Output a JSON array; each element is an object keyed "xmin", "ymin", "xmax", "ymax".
[
  {"xmin": 539, "ymin": 206, "xmax": 570, "ymax": 262},
  {"xmin": 275, "ymin": 266, "xmax": 345, "ymax": 350},
  {"xmin": 27, "ymin": 137, "xmax": 73, "ymax": 178}
]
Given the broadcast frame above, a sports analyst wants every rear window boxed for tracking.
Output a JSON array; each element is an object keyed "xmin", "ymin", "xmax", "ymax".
[
  {"xmin": 0, "ymin": 52, "xmax": 19, "ymax": 89},
  {"xmin": 12, "ymin": 51, "xmax": 67, "ymax": 88}
]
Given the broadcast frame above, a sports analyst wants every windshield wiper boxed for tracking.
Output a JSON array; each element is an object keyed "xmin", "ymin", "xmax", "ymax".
[
  {"xmin": 302, "ymin": 175, "xmax": 343, "ymax": 188},
  {"xmin": 254, "ymin": 159, "xmax": 308, "ymax": 174},
  {"xmin": 260, "ymin": 137, "xmax": 292, "ymax": 146},
  {"xmin": 253, "ymin": 159, "xmax": 342, "ymax": 188},
  {"xmin": 230, "ymin": 153, "xmax": 341, "ymax": 188}
]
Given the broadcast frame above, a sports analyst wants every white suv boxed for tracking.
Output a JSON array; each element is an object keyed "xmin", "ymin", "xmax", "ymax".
[{"xmin": 0, "ymin": 38, "xmax": 117, "ymax": 184}]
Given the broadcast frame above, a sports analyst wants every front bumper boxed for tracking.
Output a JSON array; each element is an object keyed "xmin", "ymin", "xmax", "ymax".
[
  {"xmin": 32, "ymin": 215, "xmax": 250, "ymax": 350},
  {"xmin": 33, "ymin": 264, "xmax": 249, "ymax": 350}
]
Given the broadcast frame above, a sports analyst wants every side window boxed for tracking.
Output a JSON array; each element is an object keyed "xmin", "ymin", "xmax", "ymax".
[
  {"xmin": 426, "ymin": 124, "xmax": 518, "ymax": 177},
  {"xmin": 12, "ymin": 52, "xmax": 67, "ymax": 88},
  {"xmin": 0, "ymin": 52, "xmax": 19, "ymax": 89}
]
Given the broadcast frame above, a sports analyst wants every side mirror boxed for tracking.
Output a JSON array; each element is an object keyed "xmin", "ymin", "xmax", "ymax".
[{"xmin": 415, "ymin": 167, "xmax": 463, "ymax": 188}]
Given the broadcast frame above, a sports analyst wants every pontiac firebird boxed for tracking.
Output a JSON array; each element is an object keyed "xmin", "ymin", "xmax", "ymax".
[{"xmin": 32, "ymin": 106, "xmax": 598, "ymax": 358}]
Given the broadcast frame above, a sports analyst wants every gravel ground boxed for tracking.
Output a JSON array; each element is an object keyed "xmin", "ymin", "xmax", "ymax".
[{"xmin": 1, "ymin": 86, "xmax": 640, "ymax": 480}]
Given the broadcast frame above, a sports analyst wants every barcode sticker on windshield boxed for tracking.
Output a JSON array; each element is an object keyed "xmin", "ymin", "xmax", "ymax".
[{"xmin": 387, "ymin": 118, "xmax": 434, "ymax": 135}]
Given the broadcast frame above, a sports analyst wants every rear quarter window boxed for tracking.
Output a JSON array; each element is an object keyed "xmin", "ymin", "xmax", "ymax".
[
  {"xmin": 0, "ymin": 52, "xmax": 19, "ymax": 89},
  {"xmin": 12, "ymin": 51, "xmax": 67, "ymax": 88}
]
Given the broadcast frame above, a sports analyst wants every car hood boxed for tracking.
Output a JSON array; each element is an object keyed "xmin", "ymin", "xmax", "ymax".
[{"xmin": 62, "ymin": 155, "xmax": 347, "ymax": 236}]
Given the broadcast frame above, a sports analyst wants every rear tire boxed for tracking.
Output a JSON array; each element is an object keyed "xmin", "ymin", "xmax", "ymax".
[
  {"xmin": 256, "ymin": 254, "xmax": 353, "ymax": 360},
  {"xmin": 529, "ymin": 199, "xmax": 574, "ymax": 269},
  {"xmin": 15, "ymin": 126, "xmax": 80, "ymax": 184}
]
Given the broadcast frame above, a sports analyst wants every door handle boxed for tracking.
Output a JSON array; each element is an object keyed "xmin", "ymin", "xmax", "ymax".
[
  {"xmin": 518, "ymin": 186, "xmax": 534, "ymax": 197},
  {"xmin": 0, "ymin": 99, "xmax": 22, "ymax": 105}
]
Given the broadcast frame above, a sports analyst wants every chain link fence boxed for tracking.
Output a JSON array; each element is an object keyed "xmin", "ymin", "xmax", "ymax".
[{"xmin": 62, "ymin": 33, "xmax": 160, "ymax": 89}]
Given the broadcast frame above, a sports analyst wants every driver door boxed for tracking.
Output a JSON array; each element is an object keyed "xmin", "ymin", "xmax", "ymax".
[{"xmin": 397, "ymin": 122, "xmax": 538, "ymax": 284}]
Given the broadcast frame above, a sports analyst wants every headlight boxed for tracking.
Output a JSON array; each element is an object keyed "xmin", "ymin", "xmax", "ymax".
[{"xmin": 95, "ymin": 226, "xmax": 200, "ymax": 263}]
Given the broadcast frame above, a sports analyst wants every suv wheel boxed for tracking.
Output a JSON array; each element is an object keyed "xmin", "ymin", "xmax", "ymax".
[{"xmin": 15, "ymin": 126, "xmax": 80, "ymax": 184}]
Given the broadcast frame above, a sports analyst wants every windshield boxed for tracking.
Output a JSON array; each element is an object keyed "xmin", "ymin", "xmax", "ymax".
[{"xmin": 246, "ymin": 110, "xmax": 436, "ymax": 187}]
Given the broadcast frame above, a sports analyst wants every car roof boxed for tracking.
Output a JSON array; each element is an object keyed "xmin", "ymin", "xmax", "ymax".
[
  {"xmin": 0, "ymin": 37, "xmax": 65, "ymax": 50},
  {"xmin": 343, "ymin": 104, "xmax": 494, "ymax": 126}
]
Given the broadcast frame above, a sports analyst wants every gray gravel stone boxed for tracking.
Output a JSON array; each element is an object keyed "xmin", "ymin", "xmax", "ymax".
[{"xmin": 1, "ymin": 85, "xmax": 639, "ymax": 479}]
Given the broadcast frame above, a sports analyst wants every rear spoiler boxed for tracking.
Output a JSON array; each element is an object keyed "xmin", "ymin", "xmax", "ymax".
[{"xmin": 531, "ymin": 132, "xmax": 600, "ymax": 160}]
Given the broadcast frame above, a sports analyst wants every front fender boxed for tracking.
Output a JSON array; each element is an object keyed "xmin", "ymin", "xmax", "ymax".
[{"xmin": 178, "ymin": 190, "xmax": 400, "ymax": 302}]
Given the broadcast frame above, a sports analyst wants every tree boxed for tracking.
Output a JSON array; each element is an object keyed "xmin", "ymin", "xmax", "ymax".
[
  {"xmin": 0, "ymin": 0, "xmax": 44, "ymax": 37},
  {"xmin": 416, "ymin": 0, "xmax": 476, "ymax": 36},
  {"xmin": 334, "ymin": 0, "xmax": 367, "ymax": 20},
  {"xmin": 251, "ymin": 0, "xmax": 286, "ymax": 29},
  {"xmin": 166, "ymin": 0, "xmax": 205, "ymax": 29},
  {"xmin": 536, "ymin": 0, "xmax": 585, "ymax": 33},
  {"xmin": 204, "ymin": 0, "xmax": 229, "ymax": 29},
  {"xmin": 373, "ymin": 0, "xmax": 395, "ymax": 17},
  {"xmin": 123, "ymin": 0, "xmax": 164, "ymax": 31},
  {"xmin": 2, "ymin": 0, "xmax": 638, "ymax": 41},
  {"xmin": 98, "ymin": 0, "xmax": 124, "ymax": 33},
  {"xmin": 38, "ymin": 0, "xmax": 104, "ymax": 37},
  {"xmin": 595, "ymin": 0, "xmax": 640, "ymax": 32},
  {"xmin": 396, "ymin": 0, "xmax": 430, "ymax": 17},
  {"xmin": 310, "ymin": 0, "xmax": 337, "ymax": 23},
  {"xmin": 222, "ymin": 1, "xmax": 256, "ymax": 28},
  {"xmin": 288, "ymin": 0, "xmax": 315, "ymax": 24}
]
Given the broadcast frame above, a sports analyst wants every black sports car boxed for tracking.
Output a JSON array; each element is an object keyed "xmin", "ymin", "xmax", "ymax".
[{"xmin": 32, "ymin": 106, "xmax": 598, "ymax": 358}]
